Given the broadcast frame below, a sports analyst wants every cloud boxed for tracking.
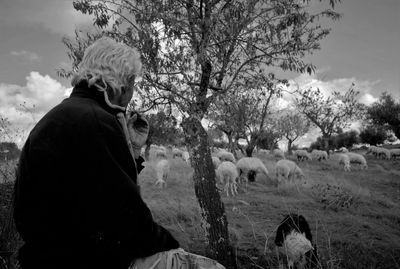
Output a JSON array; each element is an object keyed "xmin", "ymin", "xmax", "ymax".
[
  {"xmin": 0, "ymin": 0, "xmax": 95, "ymax": 36},
  {"xmin": 0, "ymin": 72, "xmax": 69, "ymax": 145},
  {"xmin": 10, "ymin": 50, "xmax": 40, "ymax": 62},
  {"xmin": 275, "ymin": 73, "xmax": 382, "ymax": 147},
  {"xmin": 359, "ymin": 93, "xmax": 378, "ymax": 106}
]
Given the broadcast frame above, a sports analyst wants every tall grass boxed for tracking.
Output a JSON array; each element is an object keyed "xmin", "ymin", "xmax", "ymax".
[{"xmin": 1, "ymin": 153, "xmax": 400, "ymax": 268}]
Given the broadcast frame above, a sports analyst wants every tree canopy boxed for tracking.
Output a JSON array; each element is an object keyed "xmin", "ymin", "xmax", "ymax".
[
  {"xmin": 61, "ymin": 0, "xmax": 342, "ymax": 267},
  {"xmin": 295, "ymin": 84, "xmax": 364, "ymax": 149},
  {"xmin": 366, "ymin": 92, "xmax": 400, "ymax": 140}
]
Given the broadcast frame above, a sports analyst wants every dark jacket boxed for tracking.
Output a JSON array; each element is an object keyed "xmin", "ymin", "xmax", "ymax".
[{"xmin": 13, "ymin": 82, "xmax": 179, "ymax": 269}]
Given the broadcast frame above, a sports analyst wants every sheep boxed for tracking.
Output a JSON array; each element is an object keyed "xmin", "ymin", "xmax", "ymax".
[
  {"xmin": 293, "ymin": 150, "xmax": 312, "ymax": 162},
  {"xmin": 216, "ymin": 161, "xmax": 239, "ymax": 196},
  {"xmin": 273, "ymin": 149, "xmax": 285, "ymax": 160},
  {"xmin": 172, "ymin": 148, "xmax": 183, "ymax": 158},
  {"xmin": 275, "ymin": 159, "xmax": 305, "ymax": 183},
  {"xmin": 275, "ymin": 214, "xmax": 319, "ymax": 269},
  {"xmin": 376, "ymin": 147, "xmax": 391, "ymax": 160},
  {"xmin": 235, "ymin": 157, "xmax": 269, "ymax": 183},
  {"xmin": 339, "ymin": 147, "xmax": 349, "ymax": 153},
  {"xmin": 212, "ymin": 156, "xmax": 221, "ymax": 169},
  {"xmin": 346, "ymin": 152, "xmax": 368, "ymax": 170},
  {"xmin": 337, "ymin": 153, "xmax": 351, "ymax": 171},
  {"xmin": 366, "ymin": 145, "xmax": 378, "ymax": 158},
  {"xmin": 311, "ymin": 150, "xmax": 328, "ymax": 161},
  {"xmin": 182, "ymin": 151, "xmax": 190, "ymax": 164},
  {"xmin": 390, "ymin": 148, "xmax": 400, "ymax": 160},
  {"xmin": 258, "ymin": 149, "xmax": 270, "ymax": 155},
  {"xmin": 154, "ymin": 158, "xmax": 170, "ymax": 188},
  {"xmin": 217, "ymin": 150, "xmax": 236, "ymax": 163},
  {"xmin": 154, "ymin": 149, "xmax": 168, "ymax": 160}
]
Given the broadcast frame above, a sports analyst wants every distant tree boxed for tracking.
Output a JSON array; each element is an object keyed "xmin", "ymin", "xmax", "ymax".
[
  {"xmin": 334, "ymin": 130, "xmax": 359, "ymax": 149},
  {"xmin": 206, "ymin": 128, "xmax": 224, "ymax": 150},
  {"xmin": 256, "ymin": 128, "xmax": 281, "ymax": 150},
  {"xmin": 0, "ymin": 142, "xmax": 20, "ymax": 162},
  {"xmin": 209, "ymin": 74, "xmax": 285, "ymax": 157},
  {"xmin": 62, "ymin": 0, "xmax": 341, "ymax": 266},
  {"xmin": 295, "ymin": 84, "xmax": 364, "ymax": 150},
  {"xmin": 367, "ymin": 92, "xmax": 400, "ymax": 139},
  {"xmin": 277, "ymin": 112, "xmax": 310, "ymax": 155},
  {"xmin": 144, "ymin": 111, "xmax": 180, "ymax": 159},
  {"xmin": 359, "ymin": 125, "xmax": 388, "ymax": 146}
]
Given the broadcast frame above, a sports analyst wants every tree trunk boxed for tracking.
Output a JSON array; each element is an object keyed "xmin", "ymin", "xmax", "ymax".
[
  {"xmin": 182, "ymin": 117, "xmax": 237, "ymax": 269},
  {"xmin": 287, "ymin": 139, "xmax": 293, "ymax": 155},
  {"xmin": 245, "ymin": 142, "xmax": 254, "ymax": 157},
  {"xmin": 323, "ymin": 136, "xmax": 330, "ymax": 151},
  {"xmin": 227, "ymin": 134, "xmax": 237, "ymax": 160}
]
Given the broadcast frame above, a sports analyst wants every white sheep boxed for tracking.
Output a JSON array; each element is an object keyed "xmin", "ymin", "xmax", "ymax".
[
  {"xmin": 154, "ymin": 158, "xmax": 170, "ymax": 188},
  {"xmin": 293, "ymin": 150, "xmax": 312, "ymax": 162},
  {"xmin": 154, "ymin": 150, "xmax": 168, "ymax": 160},
  {"xmin": 311, "ymin": 150, "xmax": 328, "ymax": 161},
  {"xmin": 366, "ymin": 146, "xmax": 378, "ymax": 158},
  {"xmin": 172, "ymin": 148, "xmax": 183, "ymax": 158},
  {"xmin": 274, "ymin": 214, "xmax": 317, "ymax": 269},
  {"xmin": 275, "ymin": 159, "xmax": 304, "ymax": 183},
  {"xmin": 346, "ymin": 152, "xmax": 368, "ymax": 170},
  {"xmin": 390, "ymin": 148, "xmax": 400, "ymax": 160},
  {"xmin": 217, "ymin": 150, "xmax": 236, "ymax": 163},
  {"xmin": 182, "ymin": 151, "xmax": 190, "ymax": 164},
  {"xmin": 337, "ymin": 153, "xmax": 351, "ymax": 171},
  {"xmin": 235, "ymin": 157, "xmax": 269, "ymax": 183},
  {"xmin": 258, "ymin": 149, "xmax": 270, "ymax": 155},
  {"xmin": 212, "ymin": 156, "xmax": 221, "ymax": 169},
  {"xmin": 216, "ymin": 161, "xmax": 239, "ymax": 196},
  {"xmin": 376, "ymin": 147, "xmax": 391, "ymax": 160},
  {"xmin": 273, "ymin": 149, "xmax": 285, "ymax": 160},
  {"xmin": 339, "ymin": 147, "xmax": 349, "ymax": 153}
]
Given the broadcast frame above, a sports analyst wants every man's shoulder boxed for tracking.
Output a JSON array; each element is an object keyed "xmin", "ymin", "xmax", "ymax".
[{"xmin": 54, "ymin": 96, "xmax": 115, "ymax": 122}]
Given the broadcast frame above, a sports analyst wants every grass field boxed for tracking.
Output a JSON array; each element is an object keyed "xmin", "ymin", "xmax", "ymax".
[{"xmin": 1, "ymin": 152, "xmax": 399, "ymax": 268}]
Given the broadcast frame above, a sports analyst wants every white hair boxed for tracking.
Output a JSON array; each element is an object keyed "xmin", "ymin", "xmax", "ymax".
[{"xmin": 71, "ymin": 36, "xmax": 142, "ymax": 102}]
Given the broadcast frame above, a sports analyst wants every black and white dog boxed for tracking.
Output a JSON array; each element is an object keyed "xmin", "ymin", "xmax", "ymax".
[{"xmin": 275, "ymin": 214, "xmax": 320, "ymax": 269}]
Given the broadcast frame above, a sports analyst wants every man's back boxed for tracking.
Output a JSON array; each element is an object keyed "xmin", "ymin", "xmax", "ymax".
[{"xmin": 13, "ymin": 85, "xmax": 179, "ymax": 269}]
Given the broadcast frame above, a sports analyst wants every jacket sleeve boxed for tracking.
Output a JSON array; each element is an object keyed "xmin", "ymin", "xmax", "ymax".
[{"xmin": 81, "ymin": 109, "xmax": 179, "ymax": 260}]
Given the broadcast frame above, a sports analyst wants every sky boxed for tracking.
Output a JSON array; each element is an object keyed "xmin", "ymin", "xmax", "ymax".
[{"xmin": 0, "ymin": 0, "xmax": 399, "ymax": 147}]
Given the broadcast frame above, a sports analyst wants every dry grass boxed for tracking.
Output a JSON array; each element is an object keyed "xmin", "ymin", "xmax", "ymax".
[{"xmin": 1, "ymin": 153, "xmax": 400, "ymax": 268}]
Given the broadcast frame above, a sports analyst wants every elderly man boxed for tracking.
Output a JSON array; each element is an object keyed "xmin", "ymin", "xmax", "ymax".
[{"xmin": 13, "ymin": 37, "xmax": 179, "ymax": 269}]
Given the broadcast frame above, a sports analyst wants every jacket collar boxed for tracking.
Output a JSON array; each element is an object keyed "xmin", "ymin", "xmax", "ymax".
[{"xmin": 69, "ymin": 81, "xmax": 126, "ymax": 115}]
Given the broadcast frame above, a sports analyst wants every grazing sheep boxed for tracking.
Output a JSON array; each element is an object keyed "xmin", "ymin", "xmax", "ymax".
[
  {"xmin": 294, "ymin": 150, "xmax": 312, "ymax": 162},
  {"xmin": 366, "ymin": 146, "xmax": 378, "ymax": 158},
  {"xmin": 258, "ymin": 149, "xmax": 270, "ymax": 155},
  {"xmin": 275, "ymin": 159, "xmax": 305, "ymax": 182},
  {"xmin": 217, "ymin": 150, "xmax": 236, "ymax": 163},
  {"xmin": 216, "ymin": 161, "xmax": 239, "ymax": 196},
  {"xmin": 212, "ymin": 156, "xmax": 221, "ymax": 169},
  {"xmin": 390, "ymin": 148, "xmax": 400, "ymax": 160},
  {"xmin": 172, "ymin": 148, "xmax": 183, "ymax": 158},
  {"xmin": 155, "ymin": 150, "xmax": 168, "ymax": 160},
  {"xmin": 311, "ymin": 150, "xmax": 328, "ymax": 161},
  {"xmin": 376, "ymin": 147, "xmax": 391, "ymax": 160},
  {"xmin": 275, "ymin": 214, "xmax": 319, "ymax": 269},
  {"xmin": 182, "ymin": 151, "xmax": 190, "ymax": 164},
  {"xmin": 346, "ymin": 152, "xmax": 368, "ymax": 170},
  {"xmin": 337, "ymin": 153, "xmax": 351, "ymax": 171},
  {"xmin": 154, "ymin": 158, "xmax": 170, "ymax": 188},
  {"xmin": 273, "ymin": 149, "xmax": 285, "ymax": 160},
  {"xmin": 236, "ymin": 157, "xmax": 269, "ymax": 183}
]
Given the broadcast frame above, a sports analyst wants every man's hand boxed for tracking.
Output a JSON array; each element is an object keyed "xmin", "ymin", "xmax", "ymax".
[{"xmin": 126, "ymin": 111, "xmax": 149, "ymax": 157}]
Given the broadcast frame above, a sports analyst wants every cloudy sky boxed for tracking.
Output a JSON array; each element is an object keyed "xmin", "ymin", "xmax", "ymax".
[{"xmin": 0, "ymin": 0, "xmax": 399, "ymax": 147}]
